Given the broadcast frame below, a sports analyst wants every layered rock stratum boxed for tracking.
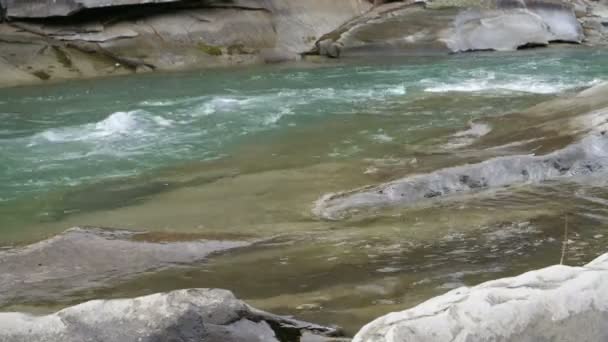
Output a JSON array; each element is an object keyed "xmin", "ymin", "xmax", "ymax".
[{"xmin": 0, "ymin": 0, "xmax": 605, "ymax": 87}]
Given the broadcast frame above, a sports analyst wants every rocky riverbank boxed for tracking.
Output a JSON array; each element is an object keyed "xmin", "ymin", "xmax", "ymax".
[
  {"xmin": 0, "ymin": 0, "xmax": 607, "ymax": 88},
  {"xmin": 353, "ymin": 252, "xmax": 608, "ymax": 342},
  {"xmin": 0, "ymin": 288, "xmax": 346, "ymax": 342},
  {"xmin": 2, "ymin": 228, "xmax": 607, "ymax": 341}
]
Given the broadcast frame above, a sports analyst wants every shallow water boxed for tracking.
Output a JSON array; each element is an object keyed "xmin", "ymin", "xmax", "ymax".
[{"xmin": 2, "ymin": 47, "xmax": 608, "ymax": 335}]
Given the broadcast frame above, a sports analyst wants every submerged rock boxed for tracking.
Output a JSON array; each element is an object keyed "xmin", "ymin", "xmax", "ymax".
[
  {"xmin": 0, "ymin": 227, "xmax": 251, "ymax": 306},
  {"xmin": 0, "ymin": 288, "xmax": 344, "ymax": 342},
  {"xmin": 314, "ymin": 132, "xmax": 608, "ymax": 219},
  {"xmin": 353, "ymin": 253, "xmax": 608, "ymax": 342},
  {"xmin": 314, "ymin": 84, "xmax": 608, "ymax": 220}
]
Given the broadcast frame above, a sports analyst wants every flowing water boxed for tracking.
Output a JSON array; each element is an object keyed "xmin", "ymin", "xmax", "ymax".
[{"xmin": 2, "ymin": 47, "xmax": 608, "ymax": 335}]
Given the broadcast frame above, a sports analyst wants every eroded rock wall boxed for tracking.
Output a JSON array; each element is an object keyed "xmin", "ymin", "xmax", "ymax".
[
  {"xmin": 314, "ymin": 0, "xmax": 586, "ymax": 57},
  {"xmin": 0, "ymin": 0, "xmax": 371, "ymax": 86},
  {"xmin": 4, "ymin": 0, "xmax": 183, "ymax": 18}
]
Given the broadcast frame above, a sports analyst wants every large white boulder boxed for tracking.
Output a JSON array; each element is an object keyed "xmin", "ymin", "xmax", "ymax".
[
  {"xmin": 447, "ymin": 0, "xmax": 584, "ymax": 52},
  {"xmin": 0, "ymin": 288, "xmax": 343, "ymax": 342},
  {"xmin": 446, "ymin": 9, "xmax": 554, "ymax": 52},
  {"xmin": 353, "ymin": 253, "xmax": 608, "ymax": 342}
]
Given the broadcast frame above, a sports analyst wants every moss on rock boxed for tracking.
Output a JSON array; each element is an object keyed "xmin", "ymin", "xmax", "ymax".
[{"xmin": 197, "ymin": 43, "xmax": 223, "ymax": 56}]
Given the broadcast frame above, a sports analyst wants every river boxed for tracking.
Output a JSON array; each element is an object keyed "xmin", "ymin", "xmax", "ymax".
[{"xmin": 1, "ymin": 47, "xmax": 608, "ymax": 334}]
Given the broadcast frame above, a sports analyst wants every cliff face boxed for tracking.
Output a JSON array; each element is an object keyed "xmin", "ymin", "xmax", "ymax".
[
  {"xmin": 0, "ymin": 0, "xmax": 372, "ymax": 87},
  {"xmin": 0, "ymin": 0, "xmax": 606, "ymax": 88},
  {"xmin": 313, "ymin": 0, "xmax": 595, "ymax": 58},
  {"xmin": 3, "ymin": 0, "xmax": 185, "ymax": 18}
]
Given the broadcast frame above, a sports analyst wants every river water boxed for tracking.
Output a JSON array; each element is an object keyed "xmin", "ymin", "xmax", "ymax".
[{"xmin": 2, "ymin": 47, "xmax": 608, "ymax": 334}]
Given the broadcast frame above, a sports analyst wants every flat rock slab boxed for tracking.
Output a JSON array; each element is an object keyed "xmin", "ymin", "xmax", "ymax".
[
  {"xmin": 0, "ymin": 288, "xmax": 343, "ymax": 342},
  {"xmin": 0, "ymin": 227, "xmax": 250, "ymax": 306},
  {"xmin": 353, "ymin": 253, "xmax": 608, "ymax": 342}
]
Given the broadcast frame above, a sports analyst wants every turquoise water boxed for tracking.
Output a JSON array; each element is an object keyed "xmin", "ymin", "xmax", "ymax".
[
  {"xmin": 2, "ymin": 49, "xmax": 607, "ymax": 241},
  {"xmin": 1, "ymin": 50, "xmax": 605, "ymax": 206}
]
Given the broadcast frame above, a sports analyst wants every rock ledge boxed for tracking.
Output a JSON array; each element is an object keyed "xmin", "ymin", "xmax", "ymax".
[
  {"xmin": 353, "ymin": 253, "xmax": 608, "ymax": 342},
  {"xmin": 0, "ymin": 288, "xmax": 344, "ymax": 342}
]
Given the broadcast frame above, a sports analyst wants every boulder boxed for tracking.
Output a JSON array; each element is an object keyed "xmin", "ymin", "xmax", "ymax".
[
  {"xmin": 523, "ymin": 2, "xmax": 584, "ymax": 42},
  {"xmin": 312, "ymin": 2, "xmax": 455, "ymax": 57},
  {"xmin": 446, "ymin": 9, "xmax": 554, "ymax": 52},
  {"xmin": 447, "ymin": 0, "xmax": 584, "ymax": 52},
  {"xmin": 0, "ymin": 227, "xmax": 251, "ymax": 306},
  {"xmin": 313, "ymin": 0, "xmax": 584, "ymax": 56},
  {"xmin": 353, "ymin": 253, "xmax": 608, "ymax": 342},
  {"xmin": 0, "ymin": 288, "xmax": 344, "ymax": 342},
  {"xmin": 580, "ymin": 0, "xmax": 608, "ymax": 46}
]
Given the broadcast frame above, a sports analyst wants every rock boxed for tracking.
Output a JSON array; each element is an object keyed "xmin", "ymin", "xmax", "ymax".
[
  {"xmin": 0, "ymin": 56, "xmax": 39, "ymax": 87},
  {"xmin": 313, "ymin": 2, "xmax": 455, "ymax": 57},
  {"xmin": 315, "ymin": 132, "xmax": 608, "ymax": 219},
  {"xmin": 260, "ymin": 48, "xmax": 300, "ymax": 63},
  {"xmin": 313, "ymin": 83, "xmax": 608, "ymax": 220},
  {"xmin": 0, "ymin": 288, "xmax": 344, "ymax": 342},
  {"xmin": 3, "ymin": 0, "xmax": 183, "ymax": 18},
  {"xmin": 353, "ymin": 252, "xmax": 608, "ymax": 342},
  {"xmin": 580, "ymin": 0, "xmax": 608, "ymax": 45},
  {"xmin": 0, "ymin": 0, "xmax": 372, "ymax": 87},
  {"xmin": 318, "ymin": 39, "xmax": 342, "ymax": 58},
  {"xmin": 446, "ymin": 10, "xmax": 553, "ymax": 51},
  {"xmin": 0, "ymin": 227, "xmax": 251, "ymax": 306},
  {"xmin": 448, "ymin": 0, "xmax": 584, "ymax": 52},
  {"xmin": 314, "ymin": 0, "xmax": 584, "ymax": 56},
  {"xmin": 523, "ymin": 1, "xmax": 584, "ymax": 42},
  {"xmin": 263, "ymin": 0, "xmax": 372, "ymax": 57}
]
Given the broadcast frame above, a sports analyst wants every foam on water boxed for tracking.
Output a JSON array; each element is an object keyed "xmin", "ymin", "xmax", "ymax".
[
  {"xmin": 185, "ymin": 84, "xmax": 408, "ymax": 120},
  {"xmin": 263, "ymin": 107, "xmax": 294, "ymax": 125},
  {"xmin": 197, "ymin": 97, "xmax": 254, "ymax": 116},
  {"xmin": 30, "ymin": 110, "xmax": 172, "ymax": 145},
  {"xmin": 423, "ymin": 71, "xmax": 601, "ymax": 94},
  {"xmin": 444, "ymin": 122, "xmax": 492, "ymax": 149},
  {"xmin": 370, "ymin": 131, "xmax": 395, "ymax": 143}
]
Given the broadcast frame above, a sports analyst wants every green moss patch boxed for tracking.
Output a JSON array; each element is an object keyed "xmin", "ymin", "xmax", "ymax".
[
  {"xmin": 32, "ymin": 70, "xmax": 51, "ymax": 80},
  {"xmin": 52, "ymin": 46, "xmax": 73, "ymax": 68},
  {"xmin": 197, "ymin": 43, "xmax": 223, "ymax": 56}
]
